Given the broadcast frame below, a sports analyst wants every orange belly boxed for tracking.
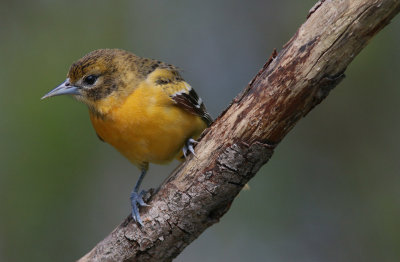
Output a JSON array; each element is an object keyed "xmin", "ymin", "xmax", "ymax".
[{"xmin": 89, "ymin": 84, "xmax": 207, "ymax": 168}]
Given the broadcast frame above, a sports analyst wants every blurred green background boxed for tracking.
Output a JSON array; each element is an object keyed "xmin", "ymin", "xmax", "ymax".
[{"xmin": 1, "ymin": 0, "xmax": 399, "ymax": 261}]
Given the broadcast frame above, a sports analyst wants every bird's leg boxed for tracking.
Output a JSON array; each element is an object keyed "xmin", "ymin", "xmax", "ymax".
[
  {"xmin": 183, "ymin": 138, "xmax": 198, "ymax": 158},
  {"xmin": 130, "ymin": 168, "xmax": 149, "ymax": 226}
]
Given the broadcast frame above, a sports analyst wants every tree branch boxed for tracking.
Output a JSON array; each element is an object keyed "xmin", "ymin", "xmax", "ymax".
[{"xmin": 78, "ymin": 0, "xmax": 400, "ymax": 261}]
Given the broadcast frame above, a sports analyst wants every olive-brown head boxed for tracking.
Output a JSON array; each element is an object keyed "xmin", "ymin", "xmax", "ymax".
[{"xmin": 42, "ymin": 49, "xmax": 146, "ymax": 115}]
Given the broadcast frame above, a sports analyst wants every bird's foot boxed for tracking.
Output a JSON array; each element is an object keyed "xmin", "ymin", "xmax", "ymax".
[
  {"xmin": 183, "ymin": 138, "xmax": 198, "ymax": 158},
  {"xmin": 130, "ymin": 190, "xmax": 149, "ymax": 226}
]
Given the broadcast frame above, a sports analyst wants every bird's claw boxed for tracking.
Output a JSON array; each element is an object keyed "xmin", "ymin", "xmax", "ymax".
[
  {"xmin": 130, "ymin": 190, "xmax": 149, "ymax": 226},
  {"xmin": 183, "ymin": 138, "xmax": 198, "ymax": 158}
]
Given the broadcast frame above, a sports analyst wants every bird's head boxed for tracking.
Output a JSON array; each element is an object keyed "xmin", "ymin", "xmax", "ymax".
[{"xmin": 42, "ymin": 49, "xmax": 142, "ymax": 115}]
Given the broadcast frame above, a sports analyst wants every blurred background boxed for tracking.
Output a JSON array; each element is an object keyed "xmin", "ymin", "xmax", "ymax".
[{"xmin": 1, "ymin": 0, "xmax": 399, "ymax": 261}]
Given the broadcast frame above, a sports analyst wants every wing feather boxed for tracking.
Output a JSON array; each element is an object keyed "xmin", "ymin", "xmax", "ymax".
[{"xmin": 149, "ymin": 67, "xmax": 212, "ymax": 126}]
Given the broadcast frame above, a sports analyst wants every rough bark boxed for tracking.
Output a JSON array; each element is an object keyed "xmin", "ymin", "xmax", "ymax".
[{"xmin": 78, "ymin": 0, "xmax": 400, "ymax": 261}]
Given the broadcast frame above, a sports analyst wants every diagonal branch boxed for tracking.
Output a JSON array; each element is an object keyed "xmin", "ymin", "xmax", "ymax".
[{"xmin": 78, "ymin": 0, "xmax": 400, "ymax": 261}]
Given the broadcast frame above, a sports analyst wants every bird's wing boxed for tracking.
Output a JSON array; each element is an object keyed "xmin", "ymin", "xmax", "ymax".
[{"xmin": 151, "ymin": 67, "xmax": 213, "ymax": 126}]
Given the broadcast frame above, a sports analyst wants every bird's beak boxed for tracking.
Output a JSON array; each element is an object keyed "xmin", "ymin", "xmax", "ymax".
[{"xmin": 41, "ymin": 78, "xmax": 80, "ymax": 100}]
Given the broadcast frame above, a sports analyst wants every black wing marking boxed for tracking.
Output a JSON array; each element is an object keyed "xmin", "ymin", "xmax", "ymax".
[
  {"xmin": 150, "ymin": 67, "xmax": 213, "ymax": 126},
  {"xmin": 171, "ymin": 87, "xmax": 213, "ymax": 126}
]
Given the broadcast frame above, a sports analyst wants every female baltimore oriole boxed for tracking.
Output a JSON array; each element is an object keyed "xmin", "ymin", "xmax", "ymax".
[{"xmin": 42, "ymin": 49, "xmax": 212, "ymax": 225}]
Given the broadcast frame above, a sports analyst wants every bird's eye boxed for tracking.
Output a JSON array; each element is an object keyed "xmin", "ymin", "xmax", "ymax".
[{"xmin": 83, "ymin": 75, "xmax": 98, "ymax": 86}]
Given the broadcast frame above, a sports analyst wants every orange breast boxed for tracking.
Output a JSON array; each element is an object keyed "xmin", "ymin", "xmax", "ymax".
[{"xmin": 89, "ymin": 83, "xmax": 207, "ymax": 168}]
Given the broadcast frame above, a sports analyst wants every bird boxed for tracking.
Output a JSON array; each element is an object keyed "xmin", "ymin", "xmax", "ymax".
[{"xmin": 42, "ymin": 49, "xmax": 212, "ymax": 225}]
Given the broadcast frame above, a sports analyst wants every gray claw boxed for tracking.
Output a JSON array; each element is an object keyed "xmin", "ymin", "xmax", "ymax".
[
  {"xmin": 130, "ymin": 190, "xmax": 149, "ymax": 226},
  {"xmin": 183, "ymin": 138, "xmax": 198, "ymax": 158}
]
